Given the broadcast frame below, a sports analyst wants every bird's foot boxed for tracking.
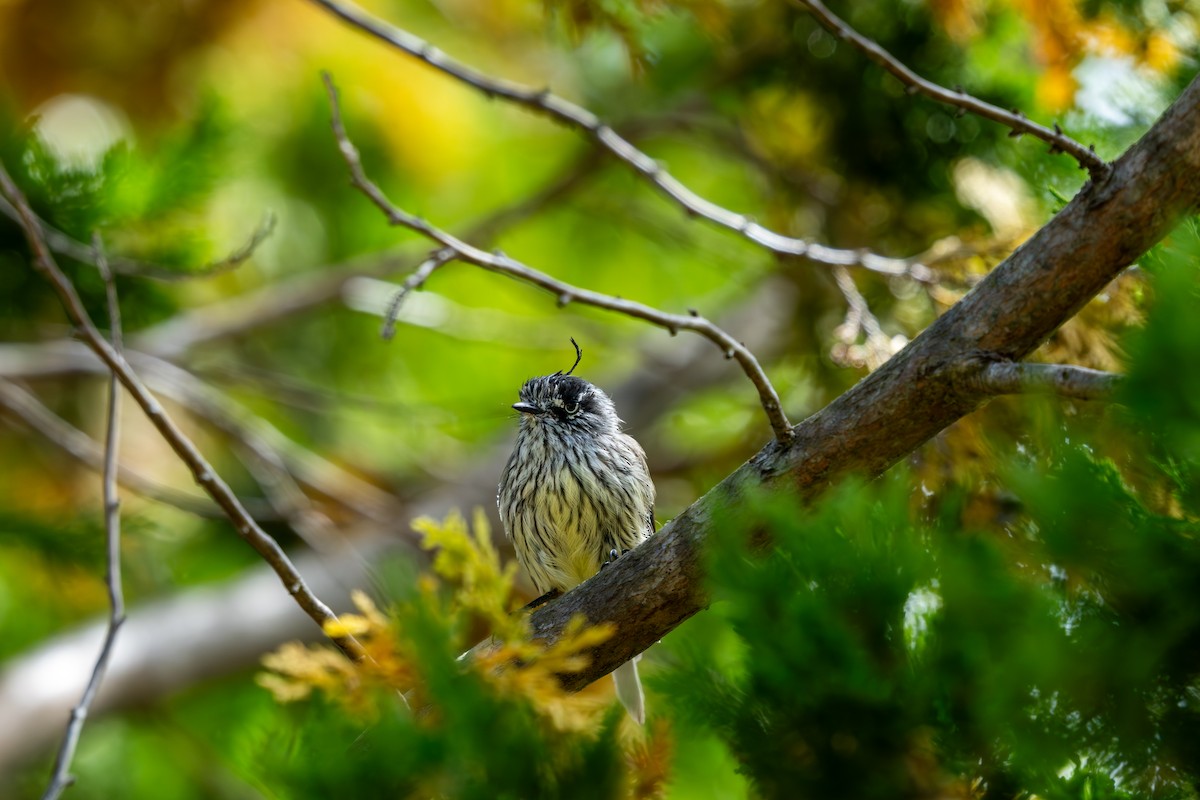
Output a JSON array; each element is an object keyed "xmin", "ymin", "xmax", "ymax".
[
  {"xmin": 521, "ymin": 588, "xmax": 561, "ymax": 612},
  {"xmin": 600, "ymin": 548, "xmax": 624, "ymax": 570}
]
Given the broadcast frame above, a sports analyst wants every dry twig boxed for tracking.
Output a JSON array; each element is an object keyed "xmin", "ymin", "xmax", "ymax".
[
  {"xmin": 41, "ymin": 236, "xmax": 127, "ymax": 800},
  {"xmin": 792, "ymin": 0, "xmax": 1109, "ymax": 179},
  {"xmin": 307, "ymin": 0, "xmax": 928, "ymax": 280},
  {"xmin": 0, "ymin": 161, "xmax": 362, "ymax": 661},
  {"xmin": 322, "ymin": 74, "xmax": 795, "ymax": 443}
]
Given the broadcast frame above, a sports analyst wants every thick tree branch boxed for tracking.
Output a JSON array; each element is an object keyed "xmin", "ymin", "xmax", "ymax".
[
  {"xmin": 323, "ymin": 74, "xmax": 796, "ymax": 444},
  {"xmin": 791, "ymin": 0, "xmax": 1108, "ymax": 179},
  {"xmin": 0, "ymin": 163, "xmax": 362, "ymax": 661},
  {"xmin": 307, "ymin": 0, "xmax": 929, "ymax": 279},
  {"xmin": 974, "ymin": 361, "xmax": 1122, "ymax": 401},
  {"xmin": 528, "ymin": 75, "xmax": 1200, "ymax": 691}
]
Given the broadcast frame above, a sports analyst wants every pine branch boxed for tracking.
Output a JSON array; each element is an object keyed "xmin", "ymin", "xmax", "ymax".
[{"xmin": 0, "ymin": 195, "xmax": 274, "ymax": 281}]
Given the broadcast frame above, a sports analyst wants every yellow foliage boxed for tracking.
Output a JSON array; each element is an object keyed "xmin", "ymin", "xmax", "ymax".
[
  {"xmin": 743, "ymin": 87, "xmax": 830, "ymax": 168},
  {"xmin": 624, "ymin": 719, "xmax": 675, "ymax": 800},
  {"xmin": 258, "ymin": 590, "xmax": 418, "ymax": 715},
  {"xmin": 412, "ymin": 509, "xmax": 525, "ymax": 641},
  {"xmin": 929, "ymin": 0, "xmax": 984, "ymax": 43},
  {"xmin": 473, "ymin": 615, "xmax": 616, "ymax": 733},
  {"xmin": 259, "ymin": 510, "xmax": 620, "ymax": 736}
]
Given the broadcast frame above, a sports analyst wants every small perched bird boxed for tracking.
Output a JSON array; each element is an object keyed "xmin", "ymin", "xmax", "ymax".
[{"xmin": 498, "ymin": 340, "xmax": 655, "ymax": 723}]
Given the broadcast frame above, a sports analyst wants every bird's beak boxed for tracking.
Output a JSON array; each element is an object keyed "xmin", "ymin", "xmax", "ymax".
[{"xmin": 512, "ymin": 402, "xmax": 540, "ymax": 415}]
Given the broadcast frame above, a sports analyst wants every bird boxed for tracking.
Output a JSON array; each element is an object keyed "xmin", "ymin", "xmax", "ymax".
[{"xmin": 498, "ymin": 340, "xmax": 655, "ymax": 724}]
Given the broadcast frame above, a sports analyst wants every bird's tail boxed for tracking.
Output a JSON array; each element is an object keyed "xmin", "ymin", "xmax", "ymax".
[{"xmin": 612, "ymin": 656, "xmax": 645, "ymax": 725}]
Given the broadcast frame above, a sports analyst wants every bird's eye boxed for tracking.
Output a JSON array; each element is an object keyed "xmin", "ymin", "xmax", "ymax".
[{"xmin": 564, "ymin": 401, "xmax": 581, "ymax": 416}]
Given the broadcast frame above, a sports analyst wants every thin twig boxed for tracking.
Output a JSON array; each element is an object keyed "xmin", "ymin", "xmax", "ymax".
[
  {"xmin": 232, "ymin": 439, "xmax": 343, "ymax": 555},
  {"xmin": 381, "ymin": 248, "xmax": 453, "ymax": 340},
  {"xmin": 792, "ymin": 0, "xmax": 1109, "ymax": 180},
  {"xmin": 132, "ymin": 148, "xmax": 609, "ymax": 359},
  {"xmin": 306, "ymin": 0, "xmax": 927, "ymax": 279},
  {"xmin": 323, "ymin": 74, "xmax": 795, "ymax": 443},
  {"xmin": 0, "ymin": 161, "xmax": 363, "ymax": 661},
  {"xmin": 0, "ymin": 378, "xmax": 282, "ymax": 518},
  {"xmin": 831, "ymin": 266, "xmax": 894, "ymax": 370},
  {"xmin": 0, "ymin": 340, "xmax": 402, "ymax": 525},
  {"xmin": 976, "ymin": 361, "xmax": 1122, "ymax": 401},
  {"xmin": 41, "ymin": 236, "xmax": 126, "ymax": 800},
  {"xmin": 0, "ymin": 194, "xmax": 276, "ymax": 280}
]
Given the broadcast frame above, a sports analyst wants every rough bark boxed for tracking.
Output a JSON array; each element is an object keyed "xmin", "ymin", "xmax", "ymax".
[{"xmin": 532, "ymin": 74, "xmax": 1200, "ymax": 692}]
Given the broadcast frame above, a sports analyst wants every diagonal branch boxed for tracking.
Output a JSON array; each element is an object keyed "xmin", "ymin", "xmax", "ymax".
[
  {"xmin": 792, "ymin": 0, "xmax": 1108, "ymax": 179},
  {"xmin": 41, "ymin": 236, "xmax": 126, "ymax": 800},
  {"xmin": 323, "ymin": 73, "xmax": 796, "ymax": 444},
  {"xmin": 526, "ymin": 75, "xmax": 1200, "ymax": 690},
  {"xmin": 306, "ymin": 0, "xmax": 929, "ymax": 279},
  {"xmin": 974, "ymin": 361, "xmax": 1122, "ymax": 401},
  {"xmin": 0, "ymin": 163, "xmax": 363, "ymax": 662}
]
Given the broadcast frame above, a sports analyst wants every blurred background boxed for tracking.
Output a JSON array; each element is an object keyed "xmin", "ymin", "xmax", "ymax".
[{"xmin": 0, "ymin": 0, "xmax": 1196, "ymax": 797}]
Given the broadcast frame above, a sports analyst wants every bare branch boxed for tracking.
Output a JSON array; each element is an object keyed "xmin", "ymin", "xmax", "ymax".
[
  {"xmin": 41, "ymin": 236, "xmax": 126, "ymax": 800},
  {"xmin": 322, "ymin": 74, "xmax": 795, "ymax": 444},
  {"xmin": 306, "ymin": 0, "xmax": 928, "ymax": 279},
  {"xmin": 975, "ymin": 361, "xmax": 1122, "ymax": 401},
  {"xmin": 131, "ymin": 148, "xmax": 608, "ymax": 360},
  {"xmin": 381, "ymin": 248, "xmax": 453, "ymax": 340},
  {"xmin": 232, "ymin": 439, "xmax": 344, "ymax": 555},
  {"xmin": 0, "ymin": 162, "xmax": 362, "ymax": 661},
  {"xmin": 792, "ymin": 0, "xmax": 1109, "ymax": 179},
  {"xmin": 0, "ymin": 280, "xmax": 796, "ymax": 775}
]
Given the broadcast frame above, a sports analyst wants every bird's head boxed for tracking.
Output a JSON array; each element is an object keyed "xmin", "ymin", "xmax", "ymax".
[{"xmin": 512, "ymin": 340, "xmax": 620, "ymax": 435}]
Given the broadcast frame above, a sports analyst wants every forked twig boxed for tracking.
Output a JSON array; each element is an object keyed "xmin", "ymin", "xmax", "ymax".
[{"xmin": 322, "ymin": 74, "xmax": 795, "ymax": 443}]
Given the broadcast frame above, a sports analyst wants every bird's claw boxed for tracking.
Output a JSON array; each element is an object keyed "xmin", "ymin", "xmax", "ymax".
[{"xmin": 600, "ymin": 548, "xmax": 623, "ymax": 570}]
